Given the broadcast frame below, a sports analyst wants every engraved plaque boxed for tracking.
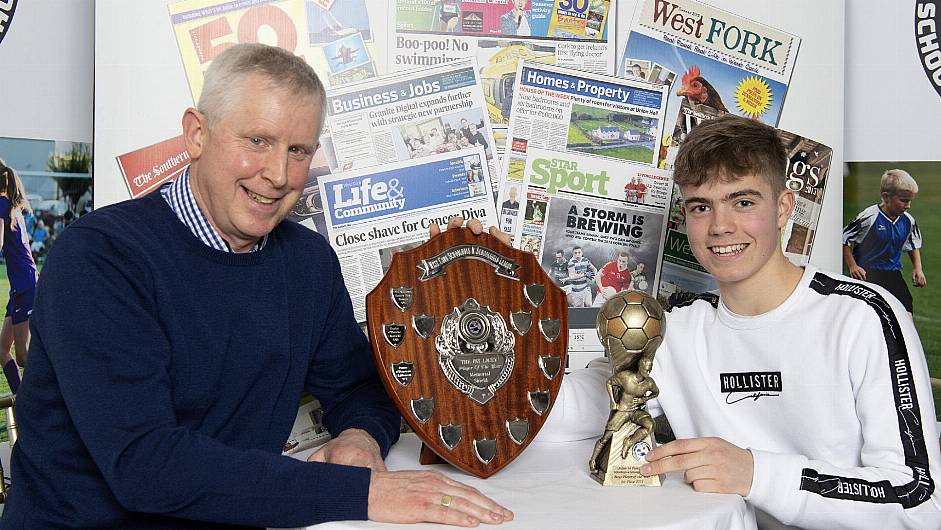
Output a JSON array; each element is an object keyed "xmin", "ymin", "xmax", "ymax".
[
  {"xmin": 391, "ymin": 287, "xmax": 413, "ymax": 311},
  {"xmin": 366, "ymin": 228, "xmax": 567, "ymax": 478},
  {"xmin": 382, "ymin": 324, "xmax": 406, "ymax": 348},
  {"xmin": 391, "ymin": 362, "xmax": 414, "ymax": 387}
]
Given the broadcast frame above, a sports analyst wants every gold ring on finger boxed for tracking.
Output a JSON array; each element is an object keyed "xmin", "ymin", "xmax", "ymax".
[{"xmin": 441, "ymin": 494, "xmax": 453, "ymax": 508}]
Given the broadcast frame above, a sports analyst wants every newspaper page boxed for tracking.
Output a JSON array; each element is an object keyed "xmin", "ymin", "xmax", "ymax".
[
  {"xmin": 319, "ymin": 148, "xmax": 498, "ymax": 322},
  {"xmin": 498, "ymin": 146, "xmax": 672, "ymax": 358},
  {"xmin": 391, "ymin": 0, "xmax": 618, "ymax": 146},
  {"xmin": 780, "ymin": 130, "xmax": 832, "ymax": 267},
  {"xmin": 498, "ymin": 61, "xmax": 668, "ymax": 230},
  {"xmin": 321, "ymin": 60, "xmax": 502, "ymax": 193},
  {"xmin": 620, "ymin": 0, "xmax": 801, "ymax": 168},
  {"xmin": 657, "ymin": 128, "xmax": 832, "ymax": 308},
  {"xmin": 116, "ymin": 136, "xmax": 189, "ymax": 199},
  {"xmin": 168, "ymin": 0, "xmax": 389, "ymax": 101}
]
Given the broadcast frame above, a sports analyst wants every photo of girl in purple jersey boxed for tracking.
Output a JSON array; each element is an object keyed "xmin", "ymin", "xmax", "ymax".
[{"xmin": 0, "ymin": 160, "xmax": 38, "ymax": 394}]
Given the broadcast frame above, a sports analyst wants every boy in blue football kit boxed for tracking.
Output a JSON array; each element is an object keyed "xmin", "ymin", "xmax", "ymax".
[{"xmin": 842, "ymin": 169, "xmax": 925, "ymax": 314}]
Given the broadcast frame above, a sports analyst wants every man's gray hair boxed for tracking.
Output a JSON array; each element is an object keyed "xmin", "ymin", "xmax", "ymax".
[{"xmin": 197, "ymin": 43, "xmax": 326, "ymax": 129}]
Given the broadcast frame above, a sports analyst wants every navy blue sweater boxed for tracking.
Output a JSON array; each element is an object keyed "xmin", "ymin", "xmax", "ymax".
[{"xmin": 0, "ymin": 191, "xmax": 400, "ymax": 529}]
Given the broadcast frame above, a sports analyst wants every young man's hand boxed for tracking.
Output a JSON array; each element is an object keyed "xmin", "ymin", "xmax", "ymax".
[
  {"xmin": 307, "ymin": 428, "xmax": 386, "ymax": 471},
  {"xmin": 913, "ymin": 269, "xmax": 927, "ymax": 288},
  {"xmin": 639, "ymin": 437, "xmax": 754, "ymax": 496},
  {"xmin": 429, "ymin": 216, "xmax": 512, "ymax": 247},
  {"xmin": 368, "ymin": 469, "xmax": 513, "ymax": 527}
]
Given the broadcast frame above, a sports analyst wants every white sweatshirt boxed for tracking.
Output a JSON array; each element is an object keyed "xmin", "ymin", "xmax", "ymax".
[{"xmin": 541, "ymin": 266, "xmax": 941, "ymax": 529}]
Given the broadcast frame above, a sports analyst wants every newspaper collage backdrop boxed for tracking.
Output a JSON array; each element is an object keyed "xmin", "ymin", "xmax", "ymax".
[{"xmin": 108, "ymin": 0, "xmax": 836, "ymax": 358}]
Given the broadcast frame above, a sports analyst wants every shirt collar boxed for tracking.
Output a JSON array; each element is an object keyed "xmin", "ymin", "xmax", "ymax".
[{"xmin": 161, "ymin": 166, "xmax": 267, "ymax": 253}]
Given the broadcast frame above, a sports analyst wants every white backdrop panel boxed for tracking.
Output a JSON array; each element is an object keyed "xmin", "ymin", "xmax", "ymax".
[
  {"xmin": 0, "ymin": 0, "xmax": 94, "ymax": 143},
  {"xmin": 845, "ymin": 0, "xmax": 941, "ymax": 162}
]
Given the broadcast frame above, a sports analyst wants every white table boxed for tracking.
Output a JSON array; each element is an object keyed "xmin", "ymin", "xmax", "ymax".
[{"xmin": 304, "ymin": 433, "xmax": 756, "ymax": 530}]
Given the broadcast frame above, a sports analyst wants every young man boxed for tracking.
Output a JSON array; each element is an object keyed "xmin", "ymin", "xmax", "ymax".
[
  {"xmin": 2, "ymin": 44, "xmax": 511, "ymax": 530},
  {"xmin": 544, "ymin": 115, "xmax": 941, "ymax": 529},
  {"xmin": 843, "ymin": 169, "xmax": 925, "ymax": 316}
]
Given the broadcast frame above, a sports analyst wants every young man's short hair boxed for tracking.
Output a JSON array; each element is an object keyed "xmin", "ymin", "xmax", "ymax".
[
  {"xmin": 880, "ymin": 169, "xmax": 919, "ymax": 195},
  {"xmin": 673, "ymin": 115, "xmax": 788, "ymax": 194}
]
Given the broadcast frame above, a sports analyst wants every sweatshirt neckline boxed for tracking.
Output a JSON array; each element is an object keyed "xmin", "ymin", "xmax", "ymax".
[{"xmin": 716, "ymin": 265, "xmax": 814, "ymax": 329}]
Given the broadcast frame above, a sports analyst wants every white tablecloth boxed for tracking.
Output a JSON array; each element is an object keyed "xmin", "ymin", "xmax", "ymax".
[{"xmin": 304, "ymin": 433, "xmax": 756, "ymax": 530}]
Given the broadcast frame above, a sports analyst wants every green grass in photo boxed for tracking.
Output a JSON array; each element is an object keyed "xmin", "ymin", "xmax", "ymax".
[
  {"xmin": 844, "ymin": 162, "xmax": 941, "ymax": 419},
  {"xmin": 566, "ymin": 125, "xmax": 591, "ymax": 145},
  {"xmin": 580, "ymin": 146, "xmax": 654, "ymax": 163}
]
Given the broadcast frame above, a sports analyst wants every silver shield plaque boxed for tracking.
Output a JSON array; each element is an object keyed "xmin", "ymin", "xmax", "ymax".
[
  {"xmin": 390, "ymin": 287, "xmax": 413, "ymax": 312},
  {"xmin": 391, "ymin": 362, "xmax": 414, "ymax": 387},
  {"xmin": 435, "ymin": 299, "xmax": 516, "ymax": 405},
  {"xmin": 474, "ymin": 438, "xmax": 497, "ymax": 464},
  {"xmin": 510, "ymin": 311, "xmax": 532, "ymax": 336},
  {"xmin": 538, "ymin": 355, "xmax": 561, "ymax": 380},
  {"xmin": 528, "ymin": 390, "xmax": 550, "ymax": 415},
  {"xmin": 382, "ymin": 323, "xmax": 406, "ymax": 348},
  {"xmin": 412, "ymin": 314, "xmax": 435, "ymax": 339},
  {"xmin": 410, "ymin": 397, "xmax": 435, "ymax": 424},
  {"xmin": 538, "ymin": 318, "xmax": 561, "ymax": 342},
  {"xmin": 506, "ymin": 418, "xmax": 529, "ymax": 445},
  {"xmin": 439, "ymin": 423, "xmax": 463, "ymax": 450},
  {"xmin": 523, "ymin": 284, "xmax": 546, "ymax": 308}
]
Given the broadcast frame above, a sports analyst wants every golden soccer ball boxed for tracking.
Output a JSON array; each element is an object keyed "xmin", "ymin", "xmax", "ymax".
[{"xmin": 595, "ymin": 290, "xmax": 665, "ymax": 371}]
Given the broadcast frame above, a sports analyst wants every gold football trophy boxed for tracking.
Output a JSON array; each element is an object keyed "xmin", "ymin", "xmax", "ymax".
[{"xmin": 588, "ymin": 291, "xmax": 665, "ymax": 486}]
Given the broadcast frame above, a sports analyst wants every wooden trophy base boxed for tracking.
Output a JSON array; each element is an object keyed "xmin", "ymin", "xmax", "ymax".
[
  {"xmin": 419, "ymin": 442, "xmax": 447, "ymax": 465},
  {"xmin": 591, "ymin": 425, "xmax": 661, "ymax": 487}
]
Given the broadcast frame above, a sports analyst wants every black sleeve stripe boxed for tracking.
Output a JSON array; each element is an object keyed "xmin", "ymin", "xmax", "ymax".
[{"xmin": 801, "ymin": 273, "xmax": 934, "ymax": 508}]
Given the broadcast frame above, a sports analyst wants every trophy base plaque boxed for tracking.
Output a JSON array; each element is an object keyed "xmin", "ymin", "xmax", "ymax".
[{"xmin": 590, "ymin": 426, "xmax": 661, "ymax": 487}]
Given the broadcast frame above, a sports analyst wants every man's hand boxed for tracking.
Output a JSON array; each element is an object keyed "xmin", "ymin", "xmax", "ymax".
[
  {"xmin": 639, "ymin": 437, "xmax": 754, "ymax": 496},
  {"xmin": 913, "ymin": 269, "xmax": 927, "ymax": 288},
  {"xmin": 368, "ymin": 469, "xmax": 513, "ymax": 527},
  {"xmin": 848, "ymin": 264, "xmax": 867, "ymax": 281},
  {"xmin": 429, "ymin": 216, "xmax": 512, "ymax": 247},
  {"xmin": 307, "ymin": 428, "xmax": 386, "ymax": 472}
]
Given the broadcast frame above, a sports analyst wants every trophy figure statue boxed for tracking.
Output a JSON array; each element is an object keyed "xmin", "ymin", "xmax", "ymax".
[{"xmin": 588, "ymin": 290, "xmax": 665, "ymax": 486}]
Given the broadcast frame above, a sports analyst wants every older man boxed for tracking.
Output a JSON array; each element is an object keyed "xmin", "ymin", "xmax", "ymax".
[{"xmin": 1, "ymin": 44, "xmax": 511, "ymax": 529}]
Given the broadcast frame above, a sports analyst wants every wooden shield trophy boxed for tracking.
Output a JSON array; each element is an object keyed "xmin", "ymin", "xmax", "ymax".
[{"xmin": 366, "ymin": 228, "xmax": 567, "ymax": 478}]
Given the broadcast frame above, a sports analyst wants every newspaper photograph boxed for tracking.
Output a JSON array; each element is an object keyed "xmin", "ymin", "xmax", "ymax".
[
  {"xmin": 168, "ymin": 0, "xmax": 390, "ymax": 101},
  {"xmin": 391, "ymin": 0, "xmax": 619, "ymax": 143},
  {"xmin": 322, "ymin": 60, "xmax": 502, "ymax": 192},
  {"xmin": 498, "ymin": 60, "xmax": 669, "ymax": 233},
  {"xmin": 498, "ymin": 146, "xmax": 672, "ymax": 352},
  {"xmin": 319, "ymin": 148, "xmax": 498, "ymax": 322},
  {"xmin": 780, "ymin": 130, "xmax": 832, "ymax": 267},
  {"xmin": 619, "ymin": 0, "xmax": 801, "ymax": 168},
  {"xmin": 656, "ymin": 128, "xmax": 831, "ymax": 308}
]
